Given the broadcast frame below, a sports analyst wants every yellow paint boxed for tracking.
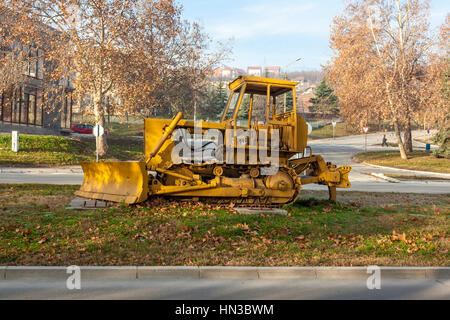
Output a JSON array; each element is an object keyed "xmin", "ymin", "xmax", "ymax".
[
  {"xmin": 76, "ymin": 161, "xmax": 148, "ymax": 204},
  {"xmin": 77, "ymin": 76, "xmax": 352, "ymax": 205}
]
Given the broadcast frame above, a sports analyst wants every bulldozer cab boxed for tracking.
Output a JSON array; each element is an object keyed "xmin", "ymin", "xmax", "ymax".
[{"xmin": 221, "ymin": 76, "xmax": 308, "ymax": 153}]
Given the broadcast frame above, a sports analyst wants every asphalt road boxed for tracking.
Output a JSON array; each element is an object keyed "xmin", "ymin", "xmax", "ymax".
[
  {"xmin": 0, "ymin": 130, "xmax": 449, "ymax": 194},
  {"xmin": 302, "ymin": 130, "xmax": 450, "ymax": 194},
  {"xmin": 0, "ymin": 172, "xmax": 83, "ymax": 185},
  {"xmin": 1, "ymin": 279, "xmax": 449, "ymax": 300}
]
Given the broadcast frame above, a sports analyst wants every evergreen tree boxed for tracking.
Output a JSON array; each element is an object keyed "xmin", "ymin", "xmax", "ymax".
[
  {"xmin": 309, "ymin": 80, "xmax": 339, "ymax": 114},
  {"xmin": 199, "ymin": 81, "xmax": 228, "ymax": 120}
]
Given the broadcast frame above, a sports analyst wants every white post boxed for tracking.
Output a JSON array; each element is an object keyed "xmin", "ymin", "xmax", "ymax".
[
  {"xmin": 332, "ymin": 121, "xmax": 336, "ymax": 139},
  {"xmin": 96, "ymin": 125, "xmax": 99, "ymax": 163},
  {"xmin": 365, "ymin": 134, "xmax": 367, "ymax": 152},
  {"xmin": 11, "ymin": 131, "xmax": 19, "ymax": 152}
]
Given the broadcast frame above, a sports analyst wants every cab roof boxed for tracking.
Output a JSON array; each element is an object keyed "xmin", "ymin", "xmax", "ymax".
[{"xmin": 228, "ymin": 75, "xmax": 298, "ymax": 96}]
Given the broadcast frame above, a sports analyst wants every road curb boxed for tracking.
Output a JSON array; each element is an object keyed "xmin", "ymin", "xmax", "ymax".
[
  {"xmin": 3, "ymin": 266, "xmax": 137, "ymax": 280},
  {"xmin": 315, "ymin": 267, "xmax": 368, "ymax": 279},
  {"xmin": 362, "ymin": 162, "xmax": 450, "ymax": 179},
  {"xmin": 1, "ymin": 266, "xmax": 449, "ymax": 281},
  {"xmin": 200, "ymin": 267, "xmax": 259, "ymax": 279},
  {"xmin": 138, "ymin": 266, "xmax": 200, "ymax": 279},
  {"xmin": 80, "ymin": 266, "xmax": 137, "ymax": 280},
  {"xmin": 257, "ymin": 267, "xmax": 317, "ymax": 279},
  {"xmin": 4, "ymin": 266, "xmax": 68, "ymax": 280},
  {"xmin": 369, "ymin": 173, "xmax": 401, "ymax": 183}
]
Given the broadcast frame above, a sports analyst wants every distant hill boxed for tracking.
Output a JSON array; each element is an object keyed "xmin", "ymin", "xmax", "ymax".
[{"xmin": 287, "ymin": 71, "xmax": 323, "ymax": 84}]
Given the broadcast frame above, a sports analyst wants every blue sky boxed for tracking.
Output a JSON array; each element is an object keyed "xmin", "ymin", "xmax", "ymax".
[{"xmin": 180, "ymin": 0, "xmax": 450, "ymax": 71}]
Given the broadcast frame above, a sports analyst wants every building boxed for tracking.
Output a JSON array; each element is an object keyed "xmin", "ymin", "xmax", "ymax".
[
  {"xmin": 247, "ymin": 66, "xmax": 262, "ymax": 77},
  {"xmin": 297, "ymin": 88, "xmax": 315, "ymax": 114},
  {"xmin": 264, "ymin": 66, "xmax": 281, "ymax": 78},
  {"xmin": 0, "ymin": 14, "xmax": 74, "ymax": 135},
  {"xmin": 212, "ymin": 67, "xmax": 245, "ymax": 80}
]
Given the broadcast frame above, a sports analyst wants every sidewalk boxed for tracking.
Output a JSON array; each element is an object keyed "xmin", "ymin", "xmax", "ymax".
[{"xmin": 0, "ymin": 166, "xmax": 82, "ymax": 174}]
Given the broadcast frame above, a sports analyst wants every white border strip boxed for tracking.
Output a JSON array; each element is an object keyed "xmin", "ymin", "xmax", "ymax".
[{"xmin": 1, "ymin": 266, "xmax": 448, "ymax": 281}]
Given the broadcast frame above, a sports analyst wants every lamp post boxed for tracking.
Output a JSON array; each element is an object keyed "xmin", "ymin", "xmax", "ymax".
[{"xmin": 283, "ymin": 58, "xmax": 302, "ymax": 112}]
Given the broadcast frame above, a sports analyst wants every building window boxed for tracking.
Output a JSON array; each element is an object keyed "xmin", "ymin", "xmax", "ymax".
[
  {"xmin": 28, "ymin": 94, "xmax": 36, "ymax": 124},
  {"xmin": 12, "ymin": 92, "xmax": 19, "ymax": 123},
  {"xmin": 60, "ymin": 91, "xmax": 73, "ymax": 129},
  {"xmin": 35, "ymin": 92, "xmax": 42, "ymax": 126},
  {"xmin": 37, "ymin": 49, "xmax": 43, "ymax": 80},
  {"xmin": 2, "ymin": 93, "xmax": 12, "ymax": 122},
  {"xmin": 0, "ymin": 88, "xmax": 43, "ymax": 126},
  {"xmin": 22, "ymin": 47, "xmax": 43, "ymax": 79},
  {"xmin": 20, "ymin": 89, "xmax": 28, "ymax": 124}
]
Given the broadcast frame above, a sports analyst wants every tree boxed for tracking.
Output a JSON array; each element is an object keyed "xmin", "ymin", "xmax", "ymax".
[
  {"xmin": 0, "ymin": 7, "xmax": 47, "ymax": 104},
  {"xmin": 425, "ymin": 15, "xmax": 449, "ymax": 158},
  {"xmin": 157, "ymin": 23, "xmax": 231, "ymax": 119},
  {"xmin": 327, "ymin": 0, "xmax": 438, "ymax": 159},
  {"xmin": 1, "ymin": 0, "xmax": 228, "ymax": 156},
  {"xmin": 309, "ymin": 80, "xmax": 339, "ymax": 114},
  {"xmin": 199, "ymin": 81, "xmax": 228, "ymax": 120}
]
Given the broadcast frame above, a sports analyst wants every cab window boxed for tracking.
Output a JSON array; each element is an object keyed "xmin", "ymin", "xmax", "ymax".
[{"xmin": 223, "ymin": 87, "xmax": 242, "ymax": 122}]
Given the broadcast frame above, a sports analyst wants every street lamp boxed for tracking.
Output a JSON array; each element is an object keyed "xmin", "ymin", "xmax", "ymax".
[
  {"xmin": 283, "ymin": 58, "xmax": 302, "ymax": 80},
  {"xmin": 283, "ymin": 58, "xmax": 302, "ymax": 112}
]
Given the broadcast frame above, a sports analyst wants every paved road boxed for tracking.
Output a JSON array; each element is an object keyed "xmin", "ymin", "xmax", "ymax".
[
  {"xmin": 1, "ymin": 279, "xmax": 449, "ymax": 300},
  {"xmin": 0, "ymin": 130, "xmax": 449, "ymax": 194},
  {"xmin": 303, "ymin": 130, "xmax": 450, "ymax": 194},
  {"xmin": 0, "ymin": 172, "xmax": 83, "ymax": 185}
]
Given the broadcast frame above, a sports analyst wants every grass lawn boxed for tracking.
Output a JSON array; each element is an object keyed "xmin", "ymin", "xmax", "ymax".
[
  {"xmin": 309, "ymin": 123, "xmax": 359, "ymax": 140},
  {"xmin": 0, "ymin": 134, "xmax": 143, "ymax": 167},
  {"xmin": 0, "ymin": 184, "xmax": 448, "ymax": 266},
  {"xmin": 109, "ymin": 122, "xmax": 144, "ymax": 137},
  {"xmin": 353, "ymin": 150, "xmax": 450, "ymax": 174}
]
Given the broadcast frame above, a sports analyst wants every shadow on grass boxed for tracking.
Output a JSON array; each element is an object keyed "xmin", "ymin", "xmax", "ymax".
[{"xmin": 294, "ymin": 198, "xmax": 335, "ymax": 208}]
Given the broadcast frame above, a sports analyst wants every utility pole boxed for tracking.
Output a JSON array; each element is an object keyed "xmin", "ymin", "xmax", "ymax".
[{"xmin": 283, "ymin": 58, "xmax": 302, "ymax": 113}]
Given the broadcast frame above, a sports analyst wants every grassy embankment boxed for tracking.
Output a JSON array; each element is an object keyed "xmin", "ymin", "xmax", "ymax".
[
  {"xmin": 309, "ymin": 123, "xmax": 358, "ymax": 140},
  {"xmin": 0, "ymin": 184, "xmax": 448, "ymax": 266},
  {"xmin": 354, "ymin": 150, "xmax": 450, "ymax": 174},
  {"xmin": 0, "ymin": 134, "xmax": 143, "ymax": 167}
]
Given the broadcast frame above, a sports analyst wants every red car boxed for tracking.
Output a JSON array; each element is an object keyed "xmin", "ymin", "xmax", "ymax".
[{"xmin": 71, "ymin": 124, "xmax": 94, "ymax": 134}]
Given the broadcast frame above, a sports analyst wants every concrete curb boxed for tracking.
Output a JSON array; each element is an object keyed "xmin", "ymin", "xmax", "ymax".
[
  {"xmin": 5, "ymin": 266, "xmax": 68, "ymax": 280},
  {"xmin": 362, "ymin": 162, "xmax": 450, "ymax": 179},
  {"xmin": 0, "ymin": 167, "xmax": 82, "ymax": 174},
  {"xmin": 3, "ymin": 266, "xmax": 137, "ymax": 280},
  {"xmin": 138, "ymin": 266, "xmax": 200, "ymax": 279},
  {"xmin": 79, "ymin": 266, "xmax": 137, "ymax": 280},
  {"xmin": 257, "ymin": 267, "xmax": 317, "ymax": 279},
  {"xmin": 1, "ymin": 266, "xmax": 448, "ymax": 281},
  {"xmin": 200, "ymin": 267, "xmax": 259, "ymax": 279},
  {"xmin": 369, "ymin": 173, "xmax": 401, "ymax": 183}
]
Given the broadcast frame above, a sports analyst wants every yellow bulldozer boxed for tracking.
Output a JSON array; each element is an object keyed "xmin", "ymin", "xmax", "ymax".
[{"xmin": 76, "ymin": 76, "xmax": 351, "ymax": 207}]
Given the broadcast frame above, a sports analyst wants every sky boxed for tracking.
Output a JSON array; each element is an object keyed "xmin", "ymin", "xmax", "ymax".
[{"xmin": 180, "ymin": 0, "xmax": 450, "ymax": 72}]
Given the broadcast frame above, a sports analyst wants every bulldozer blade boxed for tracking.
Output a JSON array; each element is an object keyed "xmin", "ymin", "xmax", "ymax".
[{"xmin": 76, "ymin": 161, "xmax": 149, "ymax": 204}]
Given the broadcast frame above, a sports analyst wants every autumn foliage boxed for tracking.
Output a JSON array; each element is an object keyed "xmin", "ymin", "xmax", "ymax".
[
  {"xmin": 0, "ymin": 0, "xmax": 228, "ymax": 155},
  {"xmin": 327, "ymin": 0, "xmax": 449, "ymax": 160}
]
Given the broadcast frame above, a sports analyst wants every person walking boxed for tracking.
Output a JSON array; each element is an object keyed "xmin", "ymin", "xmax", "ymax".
[{"xmin": 381, "ymin": 134, "xmax": 388, "ymax": 147}]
